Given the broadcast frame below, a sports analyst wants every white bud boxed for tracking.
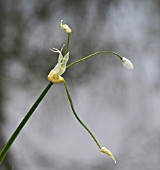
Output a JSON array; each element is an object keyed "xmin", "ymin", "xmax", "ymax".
[
  {"xmin": 121, "ymin": 57, "xmax": 134, "ymax": 70},
  {"xmin": 100, "ymin": 147, "xmax": 116, "ymax": 164},
  {"xmin": 60, "ymin": 20, "xmax": 72, "ymax": 33}
]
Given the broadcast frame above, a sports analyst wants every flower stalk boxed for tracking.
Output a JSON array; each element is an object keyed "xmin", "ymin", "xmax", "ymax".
[
  {"xmin": 65, "ymin": 33, "xmax": 70, "ymax": 55},
  {"xmin": 67, "ymin": 51, "xmax": 122, "ymax": 68},
  {"xmin": 63, "ymin": 79, "xmax": 101, "ymax": 149}
]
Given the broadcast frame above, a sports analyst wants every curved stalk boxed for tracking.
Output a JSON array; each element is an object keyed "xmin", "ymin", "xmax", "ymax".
[
  {"xmin": 63, "ymin": 79, "xmax": 101, "ymax": 149},
  {"xmin": 67, "ymin": 51, "xmax": 123, "ymax": 69}
]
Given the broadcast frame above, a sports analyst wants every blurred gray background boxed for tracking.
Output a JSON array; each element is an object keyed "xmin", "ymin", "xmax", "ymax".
[{"xmin": 0, "ymin": 0, "xmax": 160, "ymax": 169}]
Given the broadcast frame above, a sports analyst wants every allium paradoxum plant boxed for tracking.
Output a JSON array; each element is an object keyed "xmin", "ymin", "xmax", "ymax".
[{"xmin": 0, "ymin": 20, "xmax": 133, "ymax": 166}]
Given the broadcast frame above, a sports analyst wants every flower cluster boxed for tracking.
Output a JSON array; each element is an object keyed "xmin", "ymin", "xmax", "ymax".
[
  {"xmin": 47, "ymin": 20, "xmax": 134, "ymax": 164},
  {"xmin": 0, "ymin": 20, "xmax": 134, "ymax": 166}
]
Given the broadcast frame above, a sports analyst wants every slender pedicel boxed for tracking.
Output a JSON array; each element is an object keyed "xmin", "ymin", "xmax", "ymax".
[
  {"xmin": 63, "ymin": 79, "xmax": 101, "ymax": 149},
  {"xmin": 66, "ymin": 51, "xmax": 122, "ymax": 68}
]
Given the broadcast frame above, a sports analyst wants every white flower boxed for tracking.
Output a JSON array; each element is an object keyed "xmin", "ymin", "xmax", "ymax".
[
  {"xmin": 60, "ymin": 20, "xmax": 72, "ymax": 33},
  {"xmin": 100, "ymin": 147, "xmax": 116, "ymax": 164},
  {"xmin": 48, "ymin": 46, "xmax": 69, "ymax": 83},
  {"xmin": 121, "ymin": 57, "xmax": 134, "ymax": 70}
]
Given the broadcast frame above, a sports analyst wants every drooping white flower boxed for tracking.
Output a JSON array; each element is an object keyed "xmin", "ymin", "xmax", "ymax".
[
  {"xmin": 60, "ymin": 20, "xmax": 72, "ymax": 33},
  {"xmin": 48, "ymin": 46, "xmax": 69, "ymax": 83},
  {"xmin": 100, "ymin": 147, "xmax": 116, "ymax": 164},
  {"xmin": 121, "ymin": 57, "xmax": 134, "ymax": 70}
]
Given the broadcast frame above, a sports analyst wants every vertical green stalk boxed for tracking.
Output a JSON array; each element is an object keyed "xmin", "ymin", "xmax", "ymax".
[
  {"xmin": 0, "ymin": 82, "xmax": 53, "ymax": 165},
  {"xmin": 63, "ymin": 79, "xmax": 101, "ymax": 149},
  {"xmin": 65, "ymin": 33, "xmax": 70, "ymax": 55}
]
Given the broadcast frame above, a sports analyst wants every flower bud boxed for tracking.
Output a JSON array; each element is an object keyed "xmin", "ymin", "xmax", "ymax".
[
  {"xmin": 60, "ymin": 20, "xmax": 72, "ymax": 33},
  {"xmin": 48, "ymin": 69, "xmax": 64, "ymax": 83},
  {"xmin": 100, "ymin": 147, "xmax": 116, "ymax": 164},
  {"xmin": 121, "ymin": 57, "xmax": 134, "ymax": 70},
  {"xmin": 48, "ymin": 46, "xmax": 69, "ymax": 83}
]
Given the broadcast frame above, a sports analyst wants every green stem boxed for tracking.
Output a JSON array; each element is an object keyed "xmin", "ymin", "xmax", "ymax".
[
  {"xmin": 63, "ymin": 79, "xmax": 101, "ymax": 149},
  {"xmin": 0, "ymin": 82, "xmax": 53, "ymax": 165},
  {"xmin": 0, "ymin": 26, "xmax": 72, "ymax": 166},
  {"xmin": 65, "ymin": 33, "xmax": 70, "ymax": 55},
  {"xmin": 66, "ymin": 51, "xmax": 123, "ymax": 69}
]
